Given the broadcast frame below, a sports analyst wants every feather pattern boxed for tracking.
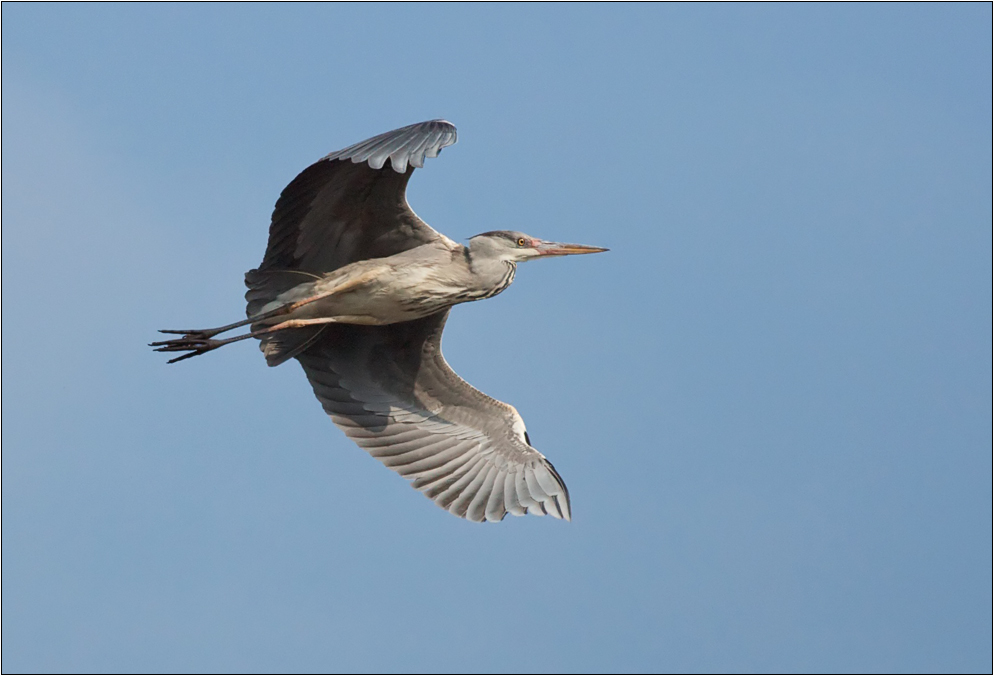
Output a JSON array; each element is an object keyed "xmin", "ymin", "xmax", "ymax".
[
  {"xmin": 294, "ymin": 310, "xmax": 571, "ymax": 523},
  {"xmin": 323, "ymin": 119, "xmax": 457, "ymax": 173}
]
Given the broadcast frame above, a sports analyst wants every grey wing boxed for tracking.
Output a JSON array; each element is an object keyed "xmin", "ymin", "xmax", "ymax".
[
  {"xmin": 245, "ymin": 120, "xmax": 458, "ymax": 315},
  {"xmin": 294, "ymin": 311, "xmax": 571, "ymax": 523}
]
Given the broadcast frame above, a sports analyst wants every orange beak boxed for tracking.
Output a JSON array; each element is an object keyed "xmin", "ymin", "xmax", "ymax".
[{"xmin": 533, "ymin": 240, "xmax": 609, "ymax": 257}]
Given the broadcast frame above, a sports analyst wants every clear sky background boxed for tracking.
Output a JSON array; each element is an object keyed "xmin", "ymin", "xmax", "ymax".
[{"xmin": 2, "ymin": 4, "xmax": 991, "ymax": 673}]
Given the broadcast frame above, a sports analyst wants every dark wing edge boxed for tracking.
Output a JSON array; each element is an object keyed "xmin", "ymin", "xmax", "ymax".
[{"xmin": 294, "ymin": 311, "xmax": 572, "ymax": 523}]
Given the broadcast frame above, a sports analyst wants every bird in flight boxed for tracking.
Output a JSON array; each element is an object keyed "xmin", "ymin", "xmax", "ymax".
[{"xmin": 152, "ymin": 120, "xmax": 607, "ymax": 522}]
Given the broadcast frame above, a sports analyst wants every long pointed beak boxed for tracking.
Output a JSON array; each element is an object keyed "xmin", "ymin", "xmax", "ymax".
[{"xmin": 533, "ymin": 240, "xmax": 609, "ymax": 257}]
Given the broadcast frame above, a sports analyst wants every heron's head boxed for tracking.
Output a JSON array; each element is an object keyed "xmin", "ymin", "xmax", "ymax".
[{"xmin": 468, "ymin": 230, "xmax": 608, "ymax": 263}]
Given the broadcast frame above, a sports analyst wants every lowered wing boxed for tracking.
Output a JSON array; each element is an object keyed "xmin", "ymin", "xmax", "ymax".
[{"xmin": 295, "ymin": 310, "xmax": 571, "ymax": 523}]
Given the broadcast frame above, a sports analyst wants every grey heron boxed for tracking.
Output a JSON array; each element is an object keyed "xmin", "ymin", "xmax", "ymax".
[{"xmin": 152, "ymin": 120, "xmax": 607, "ymax": 522}]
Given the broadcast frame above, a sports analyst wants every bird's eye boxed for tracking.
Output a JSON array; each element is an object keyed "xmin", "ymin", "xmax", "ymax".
[{"xmin": 516, "ymin": 238, "xmax": 527, "ymax": 247}]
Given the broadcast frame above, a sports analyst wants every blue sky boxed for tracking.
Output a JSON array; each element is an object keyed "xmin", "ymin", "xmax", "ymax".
[{"xmin": 2, "ymin": 4, "xmax": 990, "ymax": 673}]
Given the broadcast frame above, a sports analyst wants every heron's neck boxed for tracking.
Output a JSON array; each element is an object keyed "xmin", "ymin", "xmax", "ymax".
[{"xmin": 464, "ymin": 246, "xmax": 517, "ymax": 300}]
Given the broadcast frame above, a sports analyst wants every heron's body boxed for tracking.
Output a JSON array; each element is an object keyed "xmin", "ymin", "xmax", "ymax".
[
  {"xmin": 153, "ymin": 120, "xmax": 606, "ymax": 523},
  {"xmin": 257, "ymin": 239, "xmax": 515, "ymax": 327}
]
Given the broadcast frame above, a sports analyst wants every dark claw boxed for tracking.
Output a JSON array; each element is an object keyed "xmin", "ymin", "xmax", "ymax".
[
  {"xmin": 158, "ymin": 328, "xmax": 217, "ymax": 337},
  {"xmin": 150, "ymin": 336, "xmax": 223, "ymax": 363},
  {"xmin": 166, "ymin": 351, "xmax": 208, "ymax": 364},
  {"xmin": 149, "ymin": 339, "xmax": 201, "ymax": 348}
]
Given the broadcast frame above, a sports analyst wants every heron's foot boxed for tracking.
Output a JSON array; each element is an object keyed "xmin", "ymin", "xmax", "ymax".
[
  {"xmin": 150, "ymin": 334, "xmax": 226, "ymax": 364},
  {"xmin": 156, "ymin": 327, "xmax": 224, "ymax": 339}
]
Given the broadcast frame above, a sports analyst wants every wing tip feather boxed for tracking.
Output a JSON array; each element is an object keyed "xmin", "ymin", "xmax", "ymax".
[{"xmin": 323, "ymin": 119, "xmax": 457, "ymax": 174}]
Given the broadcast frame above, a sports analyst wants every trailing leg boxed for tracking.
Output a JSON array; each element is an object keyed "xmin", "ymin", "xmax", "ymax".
[{"xmin": 151, "ymin": 318, "xmax": 338, "ymax": 364}]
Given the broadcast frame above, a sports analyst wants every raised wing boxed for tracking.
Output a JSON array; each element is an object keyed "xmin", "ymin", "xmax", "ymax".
[
  {"xmin": 295, "ymin": 311, "xmax": 571, "ymax": 523},
  {"xmin": 246, "ymin": 120, "xmax": 458, "ymax": 316}
]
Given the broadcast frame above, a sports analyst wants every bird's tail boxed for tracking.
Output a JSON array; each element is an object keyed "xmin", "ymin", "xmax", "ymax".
[
  {"xmin": 244, "ymin": 267, "xmax": 330, "ymax": 366},
  {"xmin": 257, "ymin": 324, "xmax": 328, "ymax": 367},
  {"xmin": 244, "ymin": 268, "xmax": 321, "ymax": 318}
]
